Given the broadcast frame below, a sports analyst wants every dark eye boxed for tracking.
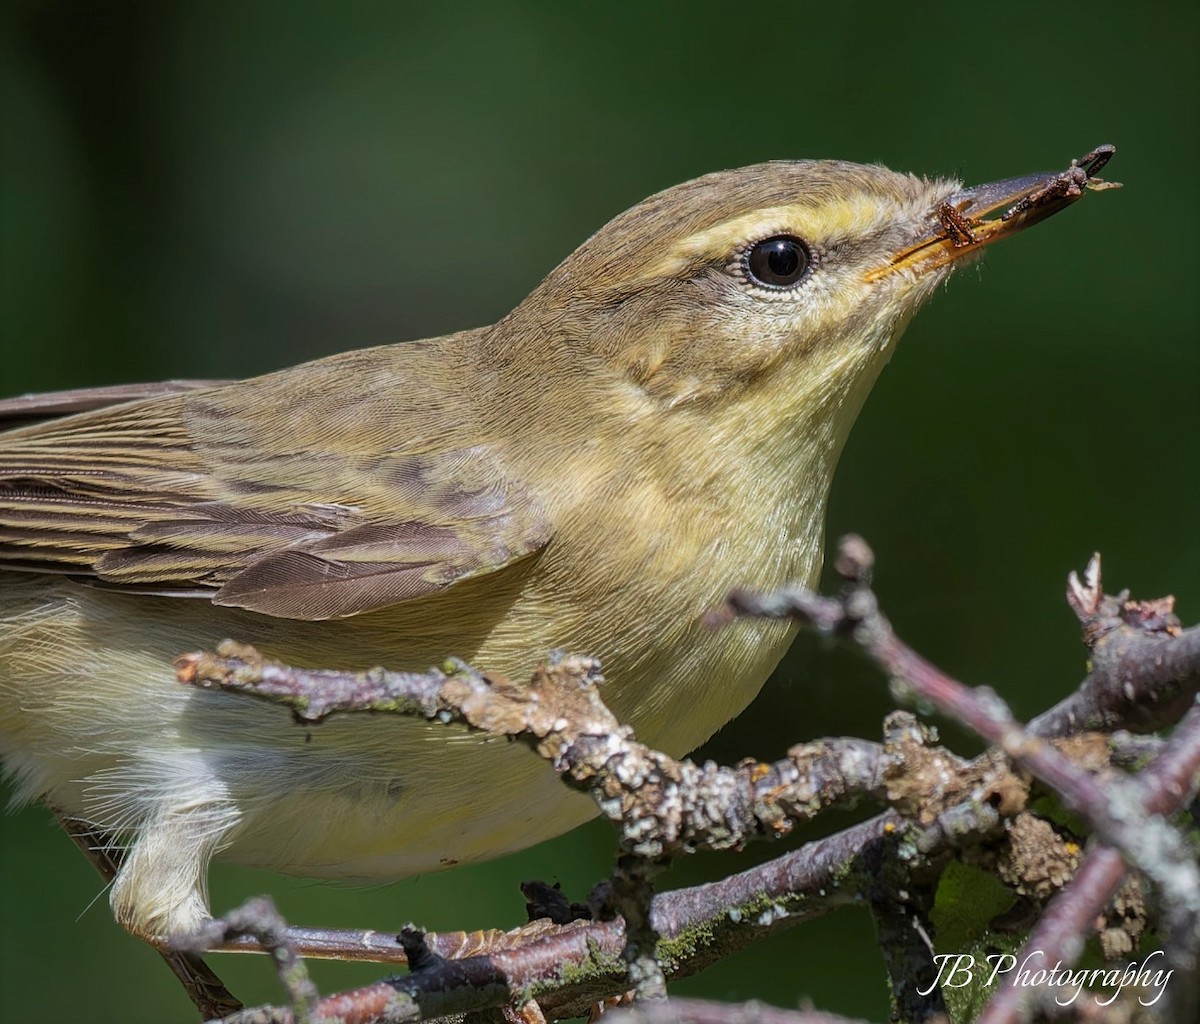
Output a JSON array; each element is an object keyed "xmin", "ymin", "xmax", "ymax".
[{"xmin": 745, "ymin": 235, "xmax": 812, "ymax": 289}]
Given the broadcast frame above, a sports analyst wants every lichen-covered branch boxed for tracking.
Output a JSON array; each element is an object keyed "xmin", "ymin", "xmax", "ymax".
[
  {"xmin": 172, "ymin": 539, "xmax": 1200, "ymax": 1024},
  {"xmin": 179, "ymin": 647, "xmax": 896, "ymax": 863}
]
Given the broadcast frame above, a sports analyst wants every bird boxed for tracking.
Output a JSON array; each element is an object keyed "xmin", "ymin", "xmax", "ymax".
[{"xmin": 0, "ymin": 148, "xmax": 1113, "ymax": 966}]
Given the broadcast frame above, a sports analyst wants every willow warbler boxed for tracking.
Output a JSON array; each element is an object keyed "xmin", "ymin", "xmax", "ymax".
[{"xmin": 0, "ymin": 148, "xmax": 1113, "ymax": 955}]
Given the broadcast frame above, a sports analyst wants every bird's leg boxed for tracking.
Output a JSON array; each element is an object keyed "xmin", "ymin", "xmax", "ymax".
[{"xmin": 52, "ymin": 808, "xmax": 243, "ymax": 1020}]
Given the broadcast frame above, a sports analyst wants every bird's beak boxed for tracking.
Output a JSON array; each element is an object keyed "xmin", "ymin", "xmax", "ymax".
[{"xmin": 867, "ymin": 144, "xmax": 1117, "ymax": 282}]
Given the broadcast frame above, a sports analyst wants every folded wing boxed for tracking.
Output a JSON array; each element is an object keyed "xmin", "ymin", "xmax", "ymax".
[{"xmin": 0, "ymin": 345, "xmax": 549, "ymax": 619}]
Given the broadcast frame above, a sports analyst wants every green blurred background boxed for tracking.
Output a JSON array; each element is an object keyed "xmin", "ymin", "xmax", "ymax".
[{"xmin": 1, "ymin": 2, "xmax": 1196, "ymax": 1021}]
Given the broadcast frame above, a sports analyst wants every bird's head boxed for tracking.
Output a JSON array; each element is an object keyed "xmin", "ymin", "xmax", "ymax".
[{"xmin": 508, "ymin": 150, "xmax": 1112, "ymax": 431}]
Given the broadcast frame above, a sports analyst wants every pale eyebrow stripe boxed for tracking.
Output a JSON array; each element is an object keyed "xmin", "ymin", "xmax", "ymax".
[{"xmin": 633, "ymin": 197, "xmax": 889, "ymax": 283}]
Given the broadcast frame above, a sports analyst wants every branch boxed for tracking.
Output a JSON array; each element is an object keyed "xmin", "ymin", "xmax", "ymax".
[
  {"xmin": 977, "ymin": 699, "xmax": 1200, "ymax": 1024},
  {"xmin": 725, "ymin": 538, "xmax": 1200, "ymax": 1022},
  {"xmin": 601, "ymin": 996, "xmax": 874, "ymax": 1024},
  {"xmin": 1031, "ymin": 553, "xmax": 1200, "ymax": 738},
  {"xmin": 724, "ymin": 542, "xmax": 1200, "ymax": 913},
  {"xmin": 171, "ymin": 539, "xmax": 1200, "ymax": 1023},
  {"xmin": 179, "ymin": 647, "xmax": 895, "ymax": 863}
]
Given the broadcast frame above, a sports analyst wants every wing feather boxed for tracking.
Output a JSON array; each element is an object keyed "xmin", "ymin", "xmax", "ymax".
[
  {"xmin": 0, "ymin": 380, "xmax": 226, "ymax": 429},
  {"xmin": 0, "ymin": 344, "xmax": 550, "ymax": 619}
]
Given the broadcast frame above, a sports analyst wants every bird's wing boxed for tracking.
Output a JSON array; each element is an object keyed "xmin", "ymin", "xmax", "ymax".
[
  {"xmin": 0, "ymin": 380, "xmax": 229, "ymax": 429},
  {"xmin": 0, "ymin": 345, "xmax": 549, "ymax": 620}
]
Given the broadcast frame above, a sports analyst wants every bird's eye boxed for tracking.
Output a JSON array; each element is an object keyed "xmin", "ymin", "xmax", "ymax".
[{"xmin": 744, "ymin": 235, "xmax": 812, "ymax": 289}]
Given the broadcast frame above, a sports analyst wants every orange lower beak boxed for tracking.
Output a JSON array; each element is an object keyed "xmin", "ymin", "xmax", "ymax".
[{"xmin": 868, "ymin": 144, "xmax": 1118, "ymax": 282}]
